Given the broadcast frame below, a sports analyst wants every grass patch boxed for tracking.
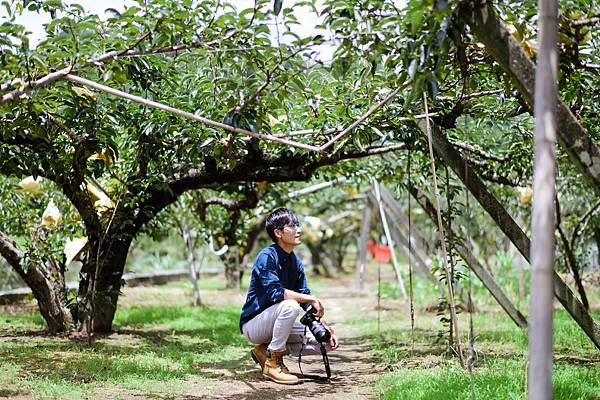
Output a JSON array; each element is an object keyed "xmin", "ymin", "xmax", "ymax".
[
  {"xmin": 376, "ymin": 358, "xmax": 600, "ymax": 400},
  {"xmin": 2, "ymin": 269, "xmax": 599, "ymax": 399},
  {"xmin": 351, "ymin": 282, "xmax": 600, "ymax": 400},
  {"xmin": 2, "ymin": 312, "xmax": 45, "ymax": 329},
  {"xmin": 0, "ymin": 288, "xmax": 252, "ymax": 399}
]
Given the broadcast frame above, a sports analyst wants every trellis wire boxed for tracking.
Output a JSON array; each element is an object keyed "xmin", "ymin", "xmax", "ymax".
[
  {"xmin": 407, "ymin": 147, "xmax": 416, "ymax": 356},
  {"xmin": 445, "ymin": 165, "xmax": 456, "ymax": 352},
  {"xmin": 422, "ymin": 92, "xmax": 465, "ymax": 367},
  {"xmin": 464, "ymin": 114, "xmax": 477, "ymax": 399}
]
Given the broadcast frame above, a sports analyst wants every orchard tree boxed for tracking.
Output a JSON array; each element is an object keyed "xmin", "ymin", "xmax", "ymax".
[
  {"xmin": 318, "ymin": 0, "xmax": 600, "ymax": 352},
  {"xmin": 0, "ymin": 0, "xmax": 405, "ymax": 332}
]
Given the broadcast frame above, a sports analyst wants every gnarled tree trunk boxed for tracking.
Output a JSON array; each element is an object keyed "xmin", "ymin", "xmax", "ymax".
[
  {"xmin": 77, "ymin": 235, "xmax": 133, "ymax": 333},
  {"xmin": 307, "ymin": 241, "xmax": 337, "ymax": 277},
  {"xmin": 221, "ymin": 248, "xmax": 243, "ymax": 289},
  {"xmin": 0, "ymin": 230, "xmax": 73, "ymax": 333}
]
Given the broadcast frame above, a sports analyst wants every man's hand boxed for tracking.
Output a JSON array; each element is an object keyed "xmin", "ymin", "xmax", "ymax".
[
  {"xmin": 320, "ymin": 318, "xmax": 338, "ymax": 351},
  {"xmin": 310, "ymin": 297, "xmax": 325, "ymax": 318},
  {"xmin": 329, "ymin": 332, "xmax": 339, "ymax": 350}
]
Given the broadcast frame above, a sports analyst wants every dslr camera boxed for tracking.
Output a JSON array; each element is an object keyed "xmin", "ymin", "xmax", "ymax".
[{"xmin": 299, "ymin": 305, "xmax": 331, "ymax": 343}]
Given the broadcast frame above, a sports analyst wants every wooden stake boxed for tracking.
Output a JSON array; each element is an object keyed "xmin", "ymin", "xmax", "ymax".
[{"xmin": 529, "ymin": 0, "xmax": 558, "ymax": 397}]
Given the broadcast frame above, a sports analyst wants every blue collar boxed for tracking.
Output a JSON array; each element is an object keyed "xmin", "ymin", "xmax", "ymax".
[{"xmin": 273, "ymin": 243, "xmax": 294, "ymax": 260}]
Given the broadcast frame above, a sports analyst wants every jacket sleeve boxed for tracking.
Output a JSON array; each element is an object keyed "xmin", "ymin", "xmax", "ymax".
[{"xmin": 256, "ymin": 253, "xmax": 285, "ymax": 304}]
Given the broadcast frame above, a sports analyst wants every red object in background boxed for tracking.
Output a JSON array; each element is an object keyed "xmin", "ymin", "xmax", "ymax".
[{"xmin": 367, "ymin": 240, "xmax": 391, "ymax": 263}]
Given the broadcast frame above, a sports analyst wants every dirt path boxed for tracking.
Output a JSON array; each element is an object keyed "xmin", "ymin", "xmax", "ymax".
[
  {"xmin": 193, "ymin": 276, "xmax": 385, "ymax": 400},
  {"xmin": 0, "ymin": 274, "xmax": 387, "ymax": 400}
]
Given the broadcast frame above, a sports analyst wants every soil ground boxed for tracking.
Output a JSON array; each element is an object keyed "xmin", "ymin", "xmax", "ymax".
[
  {"xmin": 5, "ymin": 268, "xmax": 598, "ymax": 399},
  {"xmin": 0, "ymin": 273, "xmax": 387, "ymax": 400},
  {"xmin": 196, "ymin": 278, "xmax": 384, "ymax": 400}
]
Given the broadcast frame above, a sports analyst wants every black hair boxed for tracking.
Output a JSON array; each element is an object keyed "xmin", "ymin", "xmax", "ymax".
[{"xmin": 266, "ymin": 207, "xmax": 299, "ymax": 242}]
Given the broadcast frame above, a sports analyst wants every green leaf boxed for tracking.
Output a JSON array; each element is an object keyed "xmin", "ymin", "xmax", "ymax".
[
  {"xmin": 102, "ymin": 69, "xmax": 113, "ymax": 82},
  {"xmin": 43, "ymin": 0, "xmax": 65, "ymax": 9},
  {"xmin": 408, "ymin": 59, "xmax": 418, "ymax": 79},
  {"xmin": 427, "ymin": 80, "xmax": 439, "ymax": 100},
  {"xmin": 274, "ymin": 0, "xmax": 283, "ymax": 16},
  {"xmin": 2, "ymin": 1, "xmax": 13, "ymax": 18}
]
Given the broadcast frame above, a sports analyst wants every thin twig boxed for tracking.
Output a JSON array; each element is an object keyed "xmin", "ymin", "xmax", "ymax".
[
  {"xmin": 570, "ymin": 13, "xmax": 600, "ymax": 27},
  {"xmin": 452, "ymin": 139, "xmax": 508, "ymax": 162},
  {"xmin": 44, "ymin": 111, "xmax": 83, "ymax": 143},
  {"xmin": 337, "ymin": 143, "xmax": 406, "ymax": 159},
  {"xmin": 319, "ymin": 87, "xmax": 403, "ymax": 151},
  {"xmin": 437, "ymin": 88, "xmax": 505, "ymax": 101},
  {"xmin": 63, "ymin": 74, "xmax": 403, "ymax": 153},
  {"xmin": 423, "ymin": 92, "xmax": 465, "ymax": 367},
  {"xmin": 569, "ymin": 197, "xmax": 600, "ymax": 251},
  {"xmin": 273, "ymin": 127, "xmax": 339, "ymax": 138},
  {"xmin": 555, "ymin": 195, "xmax": 589, "ymax": 309},
  {"xmin": 230, "ymin": 44, "xmax": 314, "ymax": 115}
]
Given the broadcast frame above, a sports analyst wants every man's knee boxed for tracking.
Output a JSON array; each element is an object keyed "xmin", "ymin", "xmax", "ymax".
[{"xmin": 278, "ymin": 299, "xmax": 300, "ymax": 318}]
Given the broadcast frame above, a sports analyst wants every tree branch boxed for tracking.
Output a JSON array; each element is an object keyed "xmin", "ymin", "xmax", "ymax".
[
  {"xmin": 569, "ymin": 197, "xmax": 600, "ymax": 251},
  {"xmin": 127, "ymin": 140, "xmax": 403, "ymax": 235},
  {"xmin": 334, "ymin": 143, "xmax": 406, "ymax": 159},
  {"xmin": 451, "ymin": 139, "xmax": 508, "ymax": 162},
  {"xmin": 0, "ymin": 68, "xmax": 72, "ymax": 105},
  {"xmin": 230, "ymin": 44, "xmax": 314, "ymax": 115},
  {"xmin": 202, "ymin": 190, "xmax": 259, "ymax": 211},
  {"xmin": 0, "ymin": 230, "xmax": 25, "ymax": 279},
  {"xmin": 0, "ymin": 26, "xmax": 156, "ymax": 106},
  {"xmin": 459, "ymin": 0, "xmax": 600, "ymax": 196},
  {"xmin": 570, "ymin": 13, "xmax": 600, "ymax": 27},
  {"xmin": 43, "ymin": 111, "xmax": 84, "ymax": 143},
  {"xmin": 556, "ymin": 195, "xmax": 589, "ymax": 310}
]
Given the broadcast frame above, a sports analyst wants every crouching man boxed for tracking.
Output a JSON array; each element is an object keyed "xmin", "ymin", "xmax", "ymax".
[{"xmin": 239, "ymin": 208, "xmax": 339, "ymax": 384}]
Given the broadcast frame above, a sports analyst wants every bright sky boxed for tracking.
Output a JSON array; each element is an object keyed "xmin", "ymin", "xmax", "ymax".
[{"xmin": 5, "ymin": 0, "xmax": 335, "ymax": 61}]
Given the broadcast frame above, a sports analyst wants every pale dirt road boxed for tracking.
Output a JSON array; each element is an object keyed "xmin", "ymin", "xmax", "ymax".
[{"xmin": 190, "ymin": 276, "xmax": 386, "ymax": 400}]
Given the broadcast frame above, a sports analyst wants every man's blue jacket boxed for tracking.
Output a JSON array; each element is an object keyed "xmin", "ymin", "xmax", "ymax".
[{"xmin": 239, "ymin": 243, "xmax": 311, "ymax": 332}]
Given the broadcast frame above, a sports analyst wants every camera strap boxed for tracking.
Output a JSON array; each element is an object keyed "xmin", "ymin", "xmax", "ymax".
[
  {"xmin": 297, "ymin": 326, "xmax": 331, "ymax": 382},
  {"xmin": 298, "ymin": 326, "xmax": 307, "ymax": 377},
  {"xmin": 320, "ymin": 342, "xmax": 331, "ymax": 379}
]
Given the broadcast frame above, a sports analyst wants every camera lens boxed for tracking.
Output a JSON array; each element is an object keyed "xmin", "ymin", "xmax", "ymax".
[{"xmin": 300, "ymin": 309, "xmax": 331, "ymax": 343}]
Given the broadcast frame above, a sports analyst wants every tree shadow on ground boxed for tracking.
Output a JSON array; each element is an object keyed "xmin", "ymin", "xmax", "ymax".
[{"xmin": 0, "ymin": 300, "xmax": 384, "ymax": 399}]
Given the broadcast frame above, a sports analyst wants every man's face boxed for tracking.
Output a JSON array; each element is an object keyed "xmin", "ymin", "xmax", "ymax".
[{"xmin": 276, "ymin": 222, "xmax": 302, "ymax": 247}]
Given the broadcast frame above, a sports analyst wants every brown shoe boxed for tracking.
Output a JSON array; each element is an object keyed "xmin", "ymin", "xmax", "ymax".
[
  {"xmin": 250, "ymin": 344, "xmax": 268, "ymax": 370},
  {"xmin": 252, "ymin": 344, "xmax": 290, "ymax": 373},
  {"xmin": 262, "ymin": 350, "xmax": 299, "ymax": 385}
]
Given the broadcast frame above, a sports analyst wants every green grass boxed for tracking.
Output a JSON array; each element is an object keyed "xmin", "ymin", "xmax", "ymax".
[
  {"xmin": 349, "ymin": 285, "xmax": 600, "ymax": 400},
  {"xmin": 376, "ymin": 358, "xmax": 600, "ymax": 400},
  {"xmin": 2, "ymin": 312, "xmax": 45, "ymax": 329},
  {"xmin": 2, "ymin": 271, "xmax": 599, "ymax": 399},
  {"xmin": 0, "ymin": 284, "xmax": 252, "ymax": 399}
]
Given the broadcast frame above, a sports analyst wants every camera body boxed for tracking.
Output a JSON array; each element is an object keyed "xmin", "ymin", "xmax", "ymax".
[{"xmin": 299, "ymin": 305, "xmax": 331, "ymax": 343}]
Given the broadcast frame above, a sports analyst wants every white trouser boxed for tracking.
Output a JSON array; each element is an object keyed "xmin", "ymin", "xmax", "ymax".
[{"xmin": 242, "ymin": 299, "xmax": 333, "ymax": 356}]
